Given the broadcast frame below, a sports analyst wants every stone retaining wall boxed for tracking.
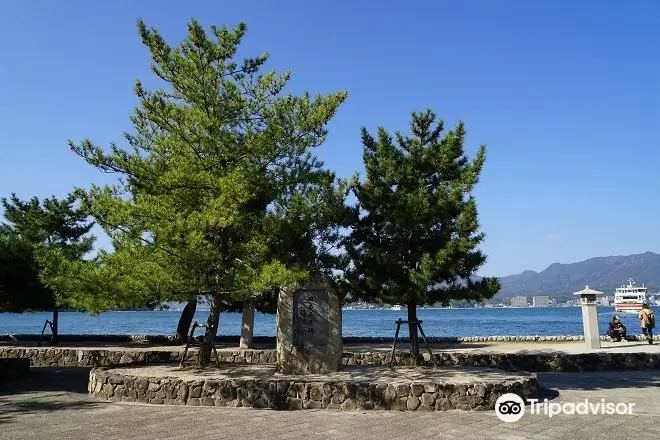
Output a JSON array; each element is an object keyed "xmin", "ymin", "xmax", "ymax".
[
  {"xmin": 0, "ymin": 347, "xmax": 276, "ymax": 368},
  {"xmin": 3, "ymin": 346, "xmax": 660, "ymax": 372},
  {"xmin": 3, "ymin": 333, "xmax": 658, "ymax": 344},
  {"xmin": 355, "ymin": 351, "xmax": 660, "ymax": 371},
  {"xmin": 88, "ymin": 367, "xmax": 538, "ymax": 411}
]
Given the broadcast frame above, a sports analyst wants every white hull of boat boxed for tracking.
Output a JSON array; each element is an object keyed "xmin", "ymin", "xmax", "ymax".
[{"xmin": 615, "ymin": 304, "xmax": 643, "ymax": 313}]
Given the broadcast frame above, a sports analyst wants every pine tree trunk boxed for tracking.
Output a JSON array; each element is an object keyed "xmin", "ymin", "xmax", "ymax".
[
  {"xmin": 407, "ymin": 302, "xmax": 419, "ymax": 366},
  {"xmin": 51, "ymin": 307, "xmax": 59, "ymax": 346},
  {"xmin": 198, "ymin": 295, "xmax": 221, "ymax": 367},
  {"xmin": 175, "ymin": 299, "xmax": 197, "ymax": 343}
]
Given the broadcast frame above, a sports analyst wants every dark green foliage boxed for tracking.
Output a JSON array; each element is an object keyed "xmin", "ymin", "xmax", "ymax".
[
  {"xmin": 0, "ymin": 230, "xmax": 52, "ymax": 312},
  {"xmin": 60, "ymin": 19, "xmax": 348, "ymax": 365},
  {"xmin": 2, "ymin": 194, "xmax": 94, "ymax": 260},
  {"xmin": 0, "ymin": 193, "xmax": 94, "ymax": 343},
  {"xmin": 344, "ymin": 110, "xmax": 500, "ymax": 359}
]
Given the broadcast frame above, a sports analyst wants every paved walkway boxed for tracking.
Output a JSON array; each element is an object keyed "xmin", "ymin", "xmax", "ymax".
[
  {"xmin": 2, "ymin": 367, "xmax": 660, "ymax": 439},
  {"xmin": 345, "ymin": 340, "xmax": 660, "ymax": 354}
]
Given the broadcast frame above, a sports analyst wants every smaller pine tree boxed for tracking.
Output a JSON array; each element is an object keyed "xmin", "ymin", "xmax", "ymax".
[
  {"xmin": 345, "ymin": 110, "xmax": 500, "ymax": 362},
  {"xmin": 0, "ymin": 193, "xmax": 94, "ymax": 344}
]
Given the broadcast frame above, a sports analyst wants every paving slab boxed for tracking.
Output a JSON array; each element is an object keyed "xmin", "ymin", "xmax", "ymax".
[
  {"xmin": 110, "ymin": 363, "xmax": 533, "ymax": 383},
  {"xmin": 2, "ymin": 367, "xmax": 660, "ymax": 439}
]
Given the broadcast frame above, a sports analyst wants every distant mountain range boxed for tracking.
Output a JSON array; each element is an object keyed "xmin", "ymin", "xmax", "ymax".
[{"xmin": 495, "ymin": 251, "xmax": 660, "ymax": 298}]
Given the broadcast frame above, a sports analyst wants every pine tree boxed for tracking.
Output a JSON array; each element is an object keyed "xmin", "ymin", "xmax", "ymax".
[
  {"xmin": 63, "ymin": 19, "xmax": 347, "ymax": 365},
  {"xmin": 344, "ymin": 110, "xmax": 500, "ymax": 363},
  {"xmin": 0, "ymin": 228, "xmax": 52, "ymax": 312},
  {"xmin": 0, "ymin": 193, "xmax": 94, "ymax": 344}
]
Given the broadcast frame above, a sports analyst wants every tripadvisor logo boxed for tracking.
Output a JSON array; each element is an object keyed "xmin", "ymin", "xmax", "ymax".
[
  {"xmin": 495, "ymin": 393, "xmax": 525, "ymax": 422},
  {"xmin": 495, "ymin": 393, "xmax": 635, "ymax": 422}
]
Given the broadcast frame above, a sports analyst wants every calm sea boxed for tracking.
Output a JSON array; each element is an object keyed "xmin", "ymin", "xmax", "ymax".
[{"xmin": 0, "ymin": 306, "xmax": 647, "ymax": 338}]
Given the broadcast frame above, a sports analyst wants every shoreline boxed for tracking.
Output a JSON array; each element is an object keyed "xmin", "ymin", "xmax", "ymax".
[{"xmin": 2, "ymin": 333, "xmax": 659, "ymax": 344}]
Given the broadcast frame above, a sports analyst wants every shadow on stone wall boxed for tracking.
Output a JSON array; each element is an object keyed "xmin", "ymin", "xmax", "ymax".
[
  {"xmin": 4, "ymin": 346, "xmax": 660, "ymax": 373},
  {"xmin": 0, "ymin": 367, "xmax": 102, "ymax": 425},
  {"xmin": 538, "ymin": 369, "xmax": 660, "ymax": 391},
  {"xmin": 0, "ymin": 367, "xmax": 91, "ymax": 396}
]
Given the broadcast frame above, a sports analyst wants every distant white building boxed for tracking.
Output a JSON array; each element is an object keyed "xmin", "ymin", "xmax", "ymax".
[
  {"xmin": 532, "ymin": 296, "xmax": 551, "ymax": 307},
  {"xmin": 644, "ymin": 295, "xmax": 659, "ymax": 306},
  {"xmin": 510, "ymin": 296, "xmax": 528, "ymax": 307}
]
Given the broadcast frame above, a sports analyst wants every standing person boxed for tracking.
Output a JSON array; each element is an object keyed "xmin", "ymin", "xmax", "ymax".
[{"xmin": 638, "ymin": 304, "xmax": 655, "ymax": 344}]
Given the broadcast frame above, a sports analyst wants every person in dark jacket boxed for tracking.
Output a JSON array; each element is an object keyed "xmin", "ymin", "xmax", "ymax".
[{"xmin": 607, "ymin": 315, "xmax": 627, "ymax": 341}]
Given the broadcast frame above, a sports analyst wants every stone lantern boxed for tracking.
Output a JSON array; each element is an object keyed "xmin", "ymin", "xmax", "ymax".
[{"xmin": 573, "ymin": 286, "xmax": 604, "ymax": 349}]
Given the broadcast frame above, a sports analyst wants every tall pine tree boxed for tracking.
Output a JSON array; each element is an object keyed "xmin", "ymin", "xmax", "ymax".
[
  {"xmin": 345, "ymin": 110, "xmax": 500, "ymax": 362},
  {"xmin": 61, "ymin": 19, "xmax": 347, "ymax": 365}
]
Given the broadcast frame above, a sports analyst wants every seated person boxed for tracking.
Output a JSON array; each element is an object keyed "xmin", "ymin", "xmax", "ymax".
[{"xmin": 607, "ymin": 315, "xmax": 627, "ymax": 341}]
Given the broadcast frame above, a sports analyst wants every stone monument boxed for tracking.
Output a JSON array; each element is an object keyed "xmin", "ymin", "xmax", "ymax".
[
  {"xmin": 573, "ymin": 285, "xmax": 604, "ymax": 350},
  {"xmin": 276, "ymin": 272, "xmax": 342, "ymax": 374}
]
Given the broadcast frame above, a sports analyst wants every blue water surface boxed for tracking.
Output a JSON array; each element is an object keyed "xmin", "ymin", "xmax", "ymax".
[{"xmin": 0, "ymin": 307, "xmax": 646, "ymax": 338}]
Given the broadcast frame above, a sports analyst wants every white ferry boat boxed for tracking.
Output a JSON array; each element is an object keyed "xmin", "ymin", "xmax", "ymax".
[
  {"xmin": 614, "ymin": 279, "xmax": 647, "ymax": 313},
  {"xmin": 391, "ymin": 304, "xmax": 403, "ymax": 311}
]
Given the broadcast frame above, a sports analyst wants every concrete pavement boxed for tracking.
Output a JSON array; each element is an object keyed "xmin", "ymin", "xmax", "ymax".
[
  {"xmin": 2, "ymin": 367, "xmax": 660, "ymax": 439},
  {"xmin": 344, "ymin": 339, "xmax": 660, "ymax": 354}
]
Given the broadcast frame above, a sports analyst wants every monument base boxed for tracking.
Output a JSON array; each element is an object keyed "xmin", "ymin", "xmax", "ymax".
[
  {"xmin": 276, "ymin": 346, "xmax": 340, "ymax": 375},
  {"xmin": 89, "ymin": 363, "xmax": 539, "ymax": 411}
]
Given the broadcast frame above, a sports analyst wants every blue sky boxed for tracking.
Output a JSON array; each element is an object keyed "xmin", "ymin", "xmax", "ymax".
[{"xmin": 1, "ymin": 1, "xmax": 659, "ymax": 277}]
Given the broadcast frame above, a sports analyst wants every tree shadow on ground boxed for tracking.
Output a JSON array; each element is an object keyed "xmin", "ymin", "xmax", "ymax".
[
  {"xmin": 538, "ymin": 370, "xmax": 660, "ymax": 391},
  {"xmin": 134, "ymin": 363, "xmax": 530, "ymax": 384},
  {"xmin": 0, "ymin": 367, "xmax": 102, "ymax": 426},
  {"xmin": 0, "ymin": 398, "xmax": 102, "ymax": 425},
  {"xmin": 344, "ymin": 342, "xmax": 493, "ymax": 352},
  {"xmin": 0, "ymin": 367, "xmax": 91, "ymax": 396},
  {"xmin": 599, "ymin": 342, "xmax": 655, "ymax": 350},
  {"xmin": 538, "ymin": 387, "xmax": 560, "ymax": 401}
]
